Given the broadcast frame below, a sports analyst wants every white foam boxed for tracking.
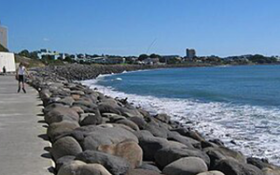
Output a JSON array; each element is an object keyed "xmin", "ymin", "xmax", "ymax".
[{"xmin": 82, "ymin": 78, "xmax": 280, "ymax": 165}]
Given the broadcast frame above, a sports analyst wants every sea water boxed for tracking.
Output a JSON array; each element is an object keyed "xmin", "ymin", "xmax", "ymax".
[{"xmin": 82, "ymin": 65, "xmax": 280, "ymax": 164}]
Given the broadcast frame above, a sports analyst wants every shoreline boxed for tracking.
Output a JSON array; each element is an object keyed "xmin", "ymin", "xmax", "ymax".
[
  {"xmin": 28, "ymin": 64, "xmax": 280, "ymax": 175},
  {"xmin": 81, "ymin": 68, "xmax": 280, "ymax": 165}
]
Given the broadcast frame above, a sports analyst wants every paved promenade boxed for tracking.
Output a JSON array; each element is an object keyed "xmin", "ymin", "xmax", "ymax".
[{"xmin": 0, "ymin": 76, "xmax": 53, "ymax": 175}]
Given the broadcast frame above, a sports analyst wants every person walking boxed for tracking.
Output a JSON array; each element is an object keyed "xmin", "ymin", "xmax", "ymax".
[
  {"xmin": 16, "ymin": 63, "xmax": 29, "ymax": 93},
  {"xmin": 2, "ymin": 66, "xmax": 6, "ymax": 75}
]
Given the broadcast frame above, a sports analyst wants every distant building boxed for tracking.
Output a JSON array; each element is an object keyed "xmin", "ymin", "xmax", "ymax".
[
  {"xmin": 38, "ymin": 49, "xmax": 60, "ymax": 60},
  {"xmin": 0, "ymin": 24, "xmax": 8, "ymax": 49},
  {"xmin": 0, "ymin": 52, "xmax": 16, "ymax": 72},
  {"xmin": 186, "ymin": 48, "xmax": 196, "ymax": 60}
]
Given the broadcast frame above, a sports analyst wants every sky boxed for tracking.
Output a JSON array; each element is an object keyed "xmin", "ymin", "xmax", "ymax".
[{"xmin": 1, "ymin": 0, "xmax": 280, "ymax": 57}]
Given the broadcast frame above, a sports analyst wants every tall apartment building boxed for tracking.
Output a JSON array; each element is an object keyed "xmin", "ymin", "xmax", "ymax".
[
  {"xmin": 186, "ymin": 48, "xmax": 196, "ymax": 59},
  {"xmin": 0, "ymin": 24, "xmax": 8, "ymax": 49}
]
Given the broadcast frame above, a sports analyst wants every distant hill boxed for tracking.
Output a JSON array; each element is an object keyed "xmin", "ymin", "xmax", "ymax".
[
  {"xmin": 0, "ymin": 43, "xmax": 8, "ymax": 52},
  {"xmin": 15, "ymin": 55, "xmax": 46, "ymax": 68}
]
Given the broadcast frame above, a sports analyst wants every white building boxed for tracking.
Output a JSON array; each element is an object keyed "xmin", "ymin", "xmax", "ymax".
[{"xmin": 0, "ymin": 52, "xmax": 16, "ymax": 72}]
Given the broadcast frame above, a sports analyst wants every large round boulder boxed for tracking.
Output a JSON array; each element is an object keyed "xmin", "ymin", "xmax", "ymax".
[
  {"xmin": 51, "ymin": 136, "xmax": 83, "ymax": 161},
  {"xmin": 58, "ymin": 160, "xmax": 112, "ymax": 175},
  {"xmin": 45, "ymin": 106, "xmax": 79, "ymax": 124},
  {"xmin": 83, "ymin": 126, "xmax": 138, "ymax": 150},
  {"xmin": 214, "ymin": 158, "xmax": 264, "ymax": 175},
  {"xmin": 47, "ymin": 121, "xmax": 79, "ymax": 142},
  {"xmin": 98, "ymin": 140, "xmax": 143, "ymax": 168},
  {"xmin": 162, "ymin": 157, "xmax": 208, "ymax": 175},
  {"xmin": 196, "ymin": 171, "xmax": 225, "ymax": 175},
  {"xmin": 155, "ymin": 147, "xmax": 210, "ymax": 168},
  {"xmin": 75, "ymin": 150, "xmax": 130, "ymax": 175}
]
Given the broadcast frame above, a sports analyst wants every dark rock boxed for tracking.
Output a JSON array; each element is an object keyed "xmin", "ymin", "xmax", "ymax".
[
  {"xmin": 204, "ymin": 146, "xmax": 246, "ymax": 168},
  {"xmin": 140, "ymin": 162, "xmax": 161, "ymax": 173},
  {"xmin": 47, "ymin": 121, "xmax": 79, "ymax": 142},
  {"xmin": 214, "ymin": 158, "xmax": 264, "ymax": 175},
  {"xmin": 154, "ymin": 113, "xmax": 170, "ymax": 124},
  {"xmin": 56, "ymin": 155, "xmax": 75, "ymax": 171},
  {"xmin": 80, "ymin": 112, "xmax": 102, "ymax": 126},
  {"xmin": 129, "ymin": 117, "xmax": 147, "ymax": 130},
  {"xmin": 115, "ymin": 119, "xmax": 140, "ymax": 131},
  {"xmin": 155, "ymin": 147, "xmax": 210, "ymax": 168},
  {"xmin": 51, "ymin": 136, "xmax": 83, "ymax": 161},
  {"xmin": 45, "ymin": 106, "xmax": 79, "ymax": 124},
  {"xmin": 75, "ymin": 150, "xmax": 130, "ymax": 175}
]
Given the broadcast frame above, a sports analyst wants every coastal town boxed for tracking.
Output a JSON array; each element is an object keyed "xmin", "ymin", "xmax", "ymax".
[{"xmin": 1, "ymin": 23, "xmax": 280, "ymax": 71}]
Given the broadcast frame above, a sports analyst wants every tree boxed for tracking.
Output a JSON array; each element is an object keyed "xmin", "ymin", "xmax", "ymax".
[
  {"xmin": 18, "ymin": 49, "xmax": 30, "ymax": 57},
  {"xmin": 150, "ymin": 53, "xmax": 161, "ymax": 58},
  {"xmin": 138, "ymin": 54, "xmax": 148, "ymax": 61}
]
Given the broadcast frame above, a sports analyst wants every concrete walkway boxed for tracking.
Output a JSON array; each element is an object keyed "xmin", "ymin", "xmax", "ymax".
[{"xmin": 0, "ymin": 76, "xmax": 53, "ymax": 175}]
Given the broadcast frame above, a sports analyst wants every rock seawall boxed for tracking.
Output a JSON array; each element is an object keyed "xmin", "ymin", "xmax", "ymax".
[{"xmin": 28, "ymin": 65, "xmax": 280, "ymax": 175}]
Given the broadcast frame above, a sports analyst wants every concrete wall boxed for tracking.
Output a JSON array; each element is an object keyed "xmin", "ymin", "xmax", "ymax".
[{"xmin": 0, "ymin": 52, "xmax": 16, "ymax": 72}]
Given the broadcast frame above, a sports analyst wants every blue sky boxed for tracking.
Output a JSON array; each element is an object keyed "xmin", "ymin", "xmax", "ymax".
[{"xmin": 1, "ymin": 0, "xmax": 280, "ymax": 57}]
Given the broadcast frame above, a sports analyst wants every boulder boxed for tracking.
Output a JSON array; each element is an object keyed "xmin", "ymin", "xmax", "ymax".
[
  {"xmin": 140, "ymin": 162, "xmax": 161, "ymax": 173},
  {"xmin": 196, "ymin": 171, "xmax": 225, "ymax": 175},
  {"xmin": 47, "ymin": 121, "xmax": 79, "ymax": 142},
  {"xmin": 214, "ymin": 158, "xmax": 264, "ymax": 175},
  {"xmin": 98, "ymin": 103, "xmax": 122, "ymax": 115},
  {"xmin": 171, "ymin": 128, "xmax": 205, "ymax": 142},
  {"xmin": 75, "ymin": 150, "xmax": 130, "ymax": 175},
  {"xmin": 98, "ymin": 140, "xmax": 143, "ymax": 168},
  {"xmin": 80, "ymin": 112, "xmax": 102, "ymax": 126},
  {"xmin": 115, "ymin": 119, "xmax": 140, "ymax": 131},
  {"xmin": 162, "ymin": 157, "xmax": 208, "ymax": 175},
  {"xmin": 45, "ymin": 106, "xmax": 79, "ymax": 124},
  {"xmin": 56, "ymin": 155, "xmax": 75, "ymax": 171},
  {"xmin": 129, "ymin": 117, "xmax": 147, "ymax": 129},
  {"xmin": 155, "ymin": 147, "xmax": 210, "ymax": 168},
  {"xmin": 83, "ymin": 126, "xmax": 138, "ymax": 150},
  {"xmin": 204, "ymin": 146, "xmax": 246, "ymax": 168},
  {"xmin": 154, "ymin": 113, "xmax": 170, "ymax": 124},
  {"xmin": 167, "ymin": 131, "xmax": 200, "ymax": 148},
  {"xmin": 126, "ymin": 169, "xmax": 162, "ymax": 175},
  {"xmin": 51, "ymin": 136, "xmax": 83, "ymax": 161},
  {"xmin": 102, "ymin": 113, "xmax": 126, "ymax": 121},
  {"xmin": 57, "ymin": 96, "xmax": 75, "ymax": 106},
  {"xmin": 262, "ymin": 167, "xmax": 280, "ymax": 175},
  {"xmin": 145, "ymin": 122, "xmax": 169, "ymax": 138},
  {"xmin": 71, "ymin": 106, "xmax": 84, "ymax": 114},
  {"xmin": 58, "ymin": 160, "xmax": 112, "ymax": 175},
  {"xmin": 138, "ymin": 135, "xmax": 170, "ymax": 161}
]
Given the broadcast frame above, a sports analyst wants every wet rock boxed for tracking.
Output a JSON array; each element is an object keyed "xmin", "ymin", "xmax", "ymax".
[{"xmin": 214, "ymin": 158, "xmax": 264, "ymax": 175}]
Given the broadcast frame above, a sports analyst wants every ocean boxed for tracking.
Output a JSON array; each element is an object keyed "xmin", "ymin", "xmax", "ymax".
[{"xmin": 82, "ymin": 64, "xmax": 280, "ymax": 164}]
